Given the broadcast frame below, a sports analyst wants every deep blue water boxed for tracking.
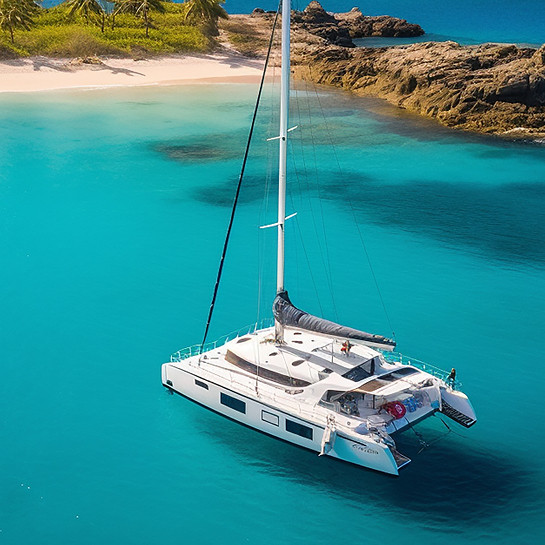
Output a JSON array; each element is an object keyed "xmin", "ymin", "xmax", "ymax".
[{"xmin": 1, "ymin": 81, "xmax": 545, "ymax": 544}]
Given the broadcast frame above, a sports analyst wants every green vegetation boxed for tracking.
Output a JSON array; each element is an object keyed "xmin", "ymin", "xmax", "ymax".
[
  {"xmin": 220, "ymin": 18, "xmax": 268, "ymax": 57},
  {"xmin": 0, "ymin": 0, "xmax": 40, "ymax": 43},
  {"xmin": 114, "ymin": 0, "xmax": 165, "ymax": 38},
  {"xmin": 0, "ymin": 0, "xmax": 228, "ymax": 58},
  {"xmin": 184, "ymin": 0, "xmax": 227, "ymax": 36}
]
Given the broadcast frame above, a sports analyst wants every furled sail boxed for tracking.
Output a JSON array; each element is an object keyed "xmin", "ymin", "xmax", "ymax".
[{"xmin": 273, "ymin": 291, "xmax": 396, "ymax": 350}]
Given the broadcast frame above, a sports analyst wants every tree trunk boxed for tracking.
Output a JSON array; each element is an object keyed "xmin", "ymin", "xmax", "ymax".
[
  {"xmin": 145, "ymin": 8, "xmax": 149, "ymax": 38},
  {"xmin": 9, "ymin": 25, "xmax": 14, "ymax": 44},
  {"xmin": 101, "ymin": 13, "xmax": 105, "ymax": 33},
  {"xmin": 111, "ymin": 14, "xmax": 115, "ymax": 31}
]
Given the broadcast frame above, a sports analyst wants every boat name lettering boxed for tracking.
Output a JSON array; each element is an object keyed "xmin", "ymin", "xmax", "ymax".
[{"xmin": 352, "ymin": 443, "xmax": 379, "ymax": 455}]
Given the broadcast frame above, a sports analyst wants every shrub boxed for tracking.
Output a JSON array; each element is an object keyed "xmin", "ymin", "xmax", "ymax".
[{"xmin": 0, "ymin": 2, "xmax": 211, "ymax": 57}]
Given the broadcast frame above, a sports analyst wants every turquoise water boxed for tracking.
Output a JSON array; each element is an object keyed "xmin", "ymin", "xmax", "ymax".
[
  {"xmin": 353, "ymin": 34, "xmax": 542, "ymax": 48},
  {"xmin": 354, "ymin": 34, "xmax": 483, "ymax": 48},
  {"xmin": 1, "ymin": 83, "xmax": 545, "ymax": 544}
]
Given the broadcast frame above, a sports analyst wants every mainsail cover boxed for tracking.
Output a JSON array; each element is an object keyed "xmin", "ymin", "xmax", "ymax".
[{"xmin": 273, "ymin": 291, "xmax": 396, "ymax": 350}]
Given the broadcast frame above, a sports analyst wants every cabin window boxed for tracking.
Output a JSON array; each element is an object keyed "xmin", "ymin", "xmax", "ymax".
[
  {"xmin": 323, "ymin": 390, "xmax": 345, "ymax": 402},
  {"xmin": 286, "ymin": 419, "xmax": 313, "ymax": 440},
  {"xmin": 262, "ymin": 410, "xmax": 279, "ymax": 426},
  {"xmin": 195, "ymin": 379, "xmax": 209, "ymax": 390},
  {"xmin": 220, "ymin": 393, "xmax": 246, "ymax": 414},
  {"xmin": 343, "ymin": 357, "xmax": 378, "ymax": 381},
  {"xmin": 386, "ymin": 367, "xmax": 420, "ymax": 380}
]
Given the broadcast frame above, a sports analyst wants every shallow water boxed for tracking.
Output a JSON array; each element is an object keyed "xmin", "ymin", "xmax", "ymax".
[{"xmin": 1, "ymin": 83, "xmax": 544, "ymax": 544}]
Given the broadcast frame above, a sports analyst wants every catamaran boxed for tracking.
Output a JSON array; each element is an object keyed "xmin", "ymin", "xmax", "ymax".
[{"xmin": 161, "ymin": 0, "xmax": 476, "ymax": 475}]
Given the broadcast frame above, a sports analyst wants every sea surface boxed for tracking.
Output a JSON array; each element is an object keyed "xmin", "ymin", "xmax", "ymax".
[{"xmin": 1, "ymin": 77, "xmax": 545, "ymax": 543}]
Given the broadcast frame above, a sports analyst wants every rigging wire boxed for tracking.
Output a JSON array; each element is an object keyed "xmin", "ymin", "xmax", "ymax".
[
  {"xmin": 295, "ymin": 84, "xmax": 339, "ymax": 320},
  {"xmin": 200, "ymin": 5, "xmax": 281, "ymax": 351},
  {"xmin": 289, "ymin": 198, "xmax": 325, "ymax": 317},
  {"xmin": 288, "ymin": 118, "xmax": 338, "ymax": 320},
  {"xmin": 257, "ymin": 13, "xmax": 281, "ymax": 324},
  {"xmin": 307, "ymin": 79, "xmax": 396, "ymax": 339}
]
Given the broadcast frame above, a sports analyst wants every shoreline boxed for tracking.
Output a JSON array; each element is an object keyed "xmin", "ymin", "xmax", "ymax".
[{"xmin": 0, "ymin": 53, "xmax": 265, "ymax": 93}]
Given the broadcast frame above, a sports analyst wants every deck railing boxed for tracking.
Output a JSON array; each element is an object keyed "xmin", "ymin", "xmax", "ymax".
[
  {"xmin": 380, "ymin": 350, "xmax": 462, "ymax": 389},
  {"xmin": 170, "ymin": 318, "xmax": 275, "ymax": 362},
  {"xmin": 170, "ymin": 323, "xmax": 462, "ymax": 389}
]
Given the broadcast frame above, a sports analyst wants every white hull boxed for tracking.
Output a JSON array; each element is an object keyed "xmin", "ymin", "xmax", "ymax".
[
  {"xmin": 163, "ymin": 325, "xmax": 477, "ymax": 475},
  {"xmin": 162, "ymin": 361, "xmax": 401, "ymax": 475}
]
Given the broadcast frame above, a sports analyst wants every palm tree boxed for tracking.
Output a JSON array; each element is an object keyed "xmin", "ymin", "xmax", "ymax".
[
  {"xmin": 114, "ymin": 0, "xmax": 165, "ymax": 38},
  {"xmin": 183, "ymin": 0, "xmax": 227, "ymax": 35},
  {"xmin": 0, "ymin": 0, "xmax": 39, "ymax": 44},
  {"xmin": 62, "ymin": 0, "xmax": 105, "ymax": 30}
]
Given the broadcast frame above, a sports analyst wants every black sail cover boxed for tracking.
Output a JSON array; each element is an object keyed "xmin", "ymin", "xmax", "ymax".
[{"xmin": 273, "ymin": 291, "xmax": 396, "ymax": 350}]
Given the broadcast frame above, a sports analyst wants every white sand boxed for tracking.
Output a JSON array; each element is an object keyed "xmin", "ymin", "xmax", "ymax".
[{"xmin": 0, "ymin": 53, "xmax": 265, "ymax": 92}]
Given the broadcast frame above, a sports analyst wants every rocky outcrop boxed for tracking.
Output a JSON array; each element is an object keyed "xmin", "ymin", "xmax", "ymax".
[
  {"xmin": 253, "ymin": 2, "xmax": 424, "ymax": 47},
  {"xmin": 335, "ymin": 7, "xmax": 425, "ymax": 38},
  {"xmin": 226, "ymin": 4, "xmax": 545, "ymax": 138},
  {"xmin": 291, "ymin": 2, "xmax": 354, "ymax": 48},
  {"xmin": 292, "ymin": 41, "xmax": 545, "ymax": 137}
]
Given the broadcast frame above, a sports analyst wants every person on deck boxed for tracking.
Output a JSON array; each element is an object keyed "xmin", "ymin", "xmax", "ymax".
[{"xmin": 341, "ymin": 340, "xmax": 353, "ymax": 356}]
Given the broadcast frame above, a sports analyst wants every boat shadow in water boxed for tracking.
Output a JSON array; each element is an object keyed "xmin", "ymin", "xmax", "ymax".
[
  {"xmin": 191, "ymin": 174, "xmax": 271, "ymax": 206},
  {"xmin": 192, "ymin": 408, "xmax": 539, "ymax": 529},
  {"xmin": 322, "ymin": 176, "xmax": 545, "ymax": 269}
]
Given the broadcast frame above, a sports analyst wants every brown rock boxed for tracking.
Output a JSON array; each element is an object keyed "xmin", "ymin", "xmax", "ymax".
[
  {"xmin": 335, "ymin": 8, "xmax": 425, "ymax": 38},
  {"xmin": 292, "ymin": 41, "xmax": 545, "ymax": 137},
  {"xmin": 224, "ymin": 6, "xmax": 544, "ymax": 138},
  {"xmin": 292, "ymin": 2, "xmax": 354, "ymax": 48}
]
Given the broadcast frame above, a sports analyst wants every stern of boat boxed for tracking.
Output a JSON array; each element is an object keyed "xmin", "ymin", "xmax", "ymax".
[{"xmin": 440, "ymin": 387, "xmax": 477, "ymax": 428}]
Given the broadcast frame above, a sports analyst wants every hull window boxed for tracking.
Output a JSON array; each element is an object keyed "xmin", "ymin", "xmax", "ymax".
[
  {"xmin": 262, "ymin": 410, "xmax": 280, "ymax": 426},
  {"xmin": 286, "ymin": 419, "xmax": 313, "ymax": 440},
  {"xmin": 195, "ymin": 379, "xmax": 209, "ymax": 390},
  {"xmin": 220, "ymin": 393, "xmax": 246, "ymax": 414}
]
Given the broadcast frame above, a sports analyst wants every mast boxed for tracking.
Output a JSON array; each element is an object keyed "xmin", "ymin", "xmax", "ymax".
[{"xmin": 275, "ymin": 0, "xmax": 290, "ymax": 343}]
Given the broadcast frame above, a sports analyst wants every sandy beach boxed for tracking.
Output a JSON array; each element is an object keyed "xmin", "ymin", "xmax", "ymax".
[{"xmin": 0, "ymin": 52, "xmax": 265, "ymax": 92}]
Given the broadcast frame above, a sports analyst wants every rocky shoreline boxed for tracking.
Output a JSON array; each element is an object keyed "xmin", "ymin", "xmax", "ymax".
[{"xmin": 224, "ymin": 3, "xmax": 545, "ymax": 139}]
